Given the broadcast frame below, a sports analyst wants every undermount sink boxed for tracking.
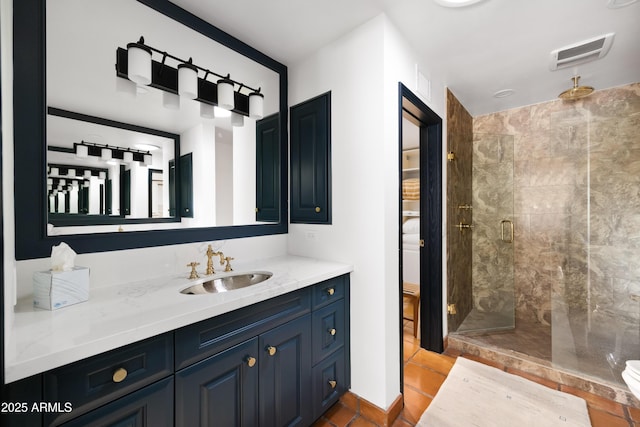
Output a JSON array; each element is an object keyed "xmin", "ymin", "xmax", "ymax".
[{"xmin": 180, "ymin": 272, "xmax": 272, "ymax": 295}]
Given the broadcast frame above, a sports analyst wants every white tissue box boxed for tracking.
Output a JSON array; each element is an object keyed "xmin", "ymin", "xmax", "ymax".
[{"xmin": 33, "ymin": 267, "xmax": 90, "ymax": 310}]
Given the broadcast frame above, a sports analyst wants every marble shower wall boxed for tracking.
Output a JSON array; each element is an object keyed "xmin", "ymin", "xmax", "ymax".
[
  {"xmin": 472, "ymin": 133, "xmax": 515, "ymax": 319},
  {"xmin": 473, "ymin": 82, "xmax": 640, "ymax": 326}
]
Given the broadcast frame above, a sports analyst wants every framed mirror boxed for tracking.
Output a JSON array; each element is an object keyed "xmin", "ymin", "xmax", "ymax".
[{"xmin": 13, "ymin": 0, "xmax": 288, "ymax": 260}]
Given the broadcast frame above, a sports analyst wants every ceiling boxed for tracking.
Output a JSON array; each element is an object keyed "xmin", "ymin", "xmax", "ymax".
[{"xmin": 170, "ymin": 0, "xmax": 640, "ymax": 116}]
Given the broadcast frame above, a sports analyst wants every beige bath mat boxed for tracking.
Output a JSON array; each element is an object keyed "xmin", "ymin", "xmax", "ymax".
[{"xmin": 417, "ymin": 357, "xmax": 591, "ymax": 427}]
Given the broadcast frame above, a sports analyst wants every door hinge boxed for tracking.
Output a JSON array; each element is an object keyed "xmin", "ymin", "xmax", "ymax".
[{"xmin": 447, "ymin": 303, "xmax": 457, "ymax": 315}]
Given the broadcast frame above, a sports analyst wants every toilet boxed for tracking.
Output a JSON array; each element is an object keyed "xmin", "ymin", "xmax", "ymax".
[{"xmin": 622, "ymin": 360, "xmax": 640, "ymax": 400}]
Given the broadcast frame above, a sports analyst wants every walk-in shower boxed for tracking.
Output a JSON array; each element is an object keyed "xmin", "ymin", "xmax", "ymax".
[{"xmin": 449, "ymin": 83, "xmax": 640, "ymax": 394}]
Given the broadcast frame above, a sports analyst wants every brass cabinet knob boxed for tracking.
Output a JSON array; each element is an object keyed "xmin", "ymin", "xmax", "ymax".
[
  {"xmin": 266, "ymin": 346, "xmax": 277, "ymax": 356},
  {"xmin": 328, "ymin": 380, "xmax": 337, "ymax": 389},
  {"xmin": 315, "ymin": 206, "xmax": 321, "ymax": 213},
  {"xmin": 328, "ymin": 328, "xmax": 336, "ymax": 336},
  {"xmin": 245, "ymin": 356, "xmax": 256, "ymax": 368},
  {"xmin": 112, "ymin": 368, "xmax": 128, "ymax": 383},
  {"xmin": 327, "ymin": 288, "xmax": 335, "ymax": 296}
]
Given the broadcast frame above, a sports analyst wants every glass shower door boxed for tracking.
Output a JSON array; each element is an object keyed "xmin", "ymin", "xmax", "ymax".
[{"xmin": 457, "ymin": 133, "xmax": 515, "ymax": 332}]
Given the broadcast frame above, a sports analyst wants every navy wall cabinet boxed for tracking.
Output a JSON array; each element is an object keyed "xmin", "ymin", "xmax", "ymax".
[
  {"xmin": 290, "ymin": 92, "xmax": 332, "ymax": 224},
  {"xmin": 1, "ymin": 275, "xmax": 350, "ymax": 427}
]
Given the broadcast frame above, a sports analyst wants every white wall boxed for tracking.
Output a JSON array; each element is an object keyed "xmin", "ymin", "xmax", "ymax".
[
  {"xmin": 289, "ymin": 15, "xmax": 443, "ymax": 408},
  {"xmin": 288, "ymin": 14, "xmax": 446, "ymax": 410}
]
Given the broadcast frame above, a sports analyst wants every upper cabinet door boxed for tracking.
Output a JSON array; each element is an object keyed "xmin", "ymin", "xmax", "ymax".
[
  {"xmin": 256, "ymin": 114, "xmax": 281, "ymax": 223},
  {"xmin": 290, "ymin": 92, "xmax": 331, "ymax": 224}
]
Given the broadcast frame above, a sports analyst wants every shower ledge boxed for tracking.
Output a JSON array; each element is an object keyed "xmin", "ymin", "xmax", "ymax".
[{"xmin": 446, "ymin": 333, "xmax": 639, "ymax": 408}]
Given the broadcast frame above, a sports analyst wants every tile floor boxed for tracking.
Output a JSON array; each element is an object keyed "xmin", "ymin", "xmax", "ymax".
[{"xmin": 312, "ymin": 320, "xmax": 640, "ymax": 427}]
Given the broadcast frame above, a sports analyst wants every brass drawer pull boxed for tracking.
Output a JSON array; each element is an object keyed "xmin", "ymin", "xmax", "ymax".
[
  {"xmin": 328, "ymin": 328, "xmax": 336, "ymax": 336},
  {"xmin": 266, "ymin": 346, "xmax": 277, "ymax": 356},
  {"xmin": 245, "ymin": 356, "xmax": 256, "ymax": 368},
  {"xmin": 328, "ymin": 380, "xmax": 337, "ymax": 389},
  {"xmin": 112, "ymin": 368, "xmax": 128, "ymax": 383},
  {"xmin": 315, "ymin": 207, "xmax": 321, "ymax": 213},
  {"xmin": 326, "ymin": 287, "xmax": 335, "ymax": 296}
]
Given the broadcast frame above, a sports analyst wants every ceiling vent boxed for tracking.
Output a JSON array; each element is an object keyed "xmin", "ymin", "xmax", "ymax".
[{"xmin": 549, "ymin": 33, "xmax": 615, "ymax": 71}]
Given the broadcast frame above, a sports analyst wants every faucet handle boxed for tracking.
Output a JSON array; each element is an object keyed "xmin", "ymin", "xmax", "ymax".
[
  {"xmin": 223, "ymin": 256, "xmax": 234, "ymax": 272},
  {"xmin": 187, "ymin": 262, "xmax": 200, "ymax": 280}
]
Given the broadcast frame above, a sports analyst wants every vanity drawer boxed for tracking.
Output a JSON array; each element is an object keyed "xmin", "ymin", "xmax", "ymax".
[
  {"xmin": 311, "ymin": 275, "xmax": 346, "ymax": 310},
  {"xmin": 311, "ymin": 299, "xmax": 345, "ymax": 364},
  {"xmin": 312, "ymin": 348, "xmax": 347, "ymax": 420},
  {"xmin": 43, "ymin": 332, "xmax": 173, "ymax": 426},
  {"xmin": 175, "ymin": 287, "xmax": 311, "ymax": 370}
]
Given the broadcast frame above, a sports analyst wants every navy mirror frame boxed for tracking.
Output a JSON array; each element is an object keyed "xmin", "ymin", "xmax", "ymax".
[{"xmin": 13, "ymin": 0, "xmax": 288, "ymax": 260}]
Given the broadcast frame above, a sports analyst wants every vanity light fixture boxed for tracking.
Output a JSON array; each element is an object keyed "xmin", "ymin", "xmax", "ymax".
[
  {"xmin": 144, "ymin": 153, "xmax": 153, "ymax": 166},
  {"xmin": 200, "ymin": 103, "xmax": 215, "ymax": 119},
  {"xmin": 75, "ymin": 144, "xmax": 88, "ymax": 158},
  {"xmin": 231, "ymin": 112, "xmax": 244, "ymax": 127},
  {"xmin": 126, "ymin": 37, "xmax": 152, "ymax": 85},
  {"xmin": 98, "ymin": 171, "xmax": 106, "ymax": 180},
  {"xmin": 178, "ymin": 58, "xmax": 198, "ymax": 100},
  {"xmin": 214, "ymin": 106, "xmax": 231, "ymax": 118},
  {"xmin": 162, "ymin": 92, "xmax": 180, "ymax": 110},
  {"xmin": 118, "ymin": 36, "xmax": 264, "ymax": 122},
  {"xmin": 123, "ymin": 150, "xmax": 134, "ymax": 163},
  {"xmin": 74, "ymin": 141, "xmax": 152, "ymax": 165},
  {"xmin": 101, "ymin": 147, "xmax": 112, "ymax": 161},
  {"xmin": 249, "ymin": 90, "xmax": 264, "ymax": 119},
  {"xmin": 216, "ymin": 77, "xmax": 235, "ymax": 110}
]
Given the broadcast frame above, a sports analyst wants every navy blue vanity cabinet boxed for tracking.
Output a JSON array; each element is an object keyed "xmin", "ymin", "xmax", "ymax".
[
  {"xmin": 290, "ymin": 92, "xmax": 332, "ymax": 224},
  {"xmin": 175, "ymin": 338, "xmax": 260, "ymax": 426},
  {"xmin": 0, "ymin": 373, "xmax": 43, "ymax": 427},
  {"xmin": 310, "ymin": 275, "xmax": 350, "ymax": 420},
  {"xmin": 4, "ymin": 274, "xmax": 350, "ymax": 427},
  {"xmin": 43, "ymin": 332, "xmax": 174, "ymax": 426},
  {"xmin": 259, "ymin": 315, "xmax": 312, "ymax": 426},
  {"xmin": 59, "ymin": 377, "xmax": 174, "ymax": 427}
]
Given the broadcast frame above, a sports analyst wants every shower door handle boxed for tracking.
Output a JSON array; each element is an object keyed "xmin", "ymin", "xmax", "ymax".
[{"xmin": 501, "ymin": 219, "xmax": 514, "ymax": 243}]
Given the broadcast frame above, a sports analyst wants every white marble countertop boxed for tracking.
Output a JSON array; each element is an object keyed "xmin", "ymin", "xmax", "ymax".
[{"xmin": 5, "ymin": 255, "xmax": 352, "ymax": 383}]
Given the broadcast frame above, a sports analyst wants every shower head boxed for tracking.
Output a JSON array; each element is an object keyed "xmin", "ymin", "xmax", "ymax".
[{"xmin": 558, "ymin": 76, "xmax": 594, "ymax": 101}]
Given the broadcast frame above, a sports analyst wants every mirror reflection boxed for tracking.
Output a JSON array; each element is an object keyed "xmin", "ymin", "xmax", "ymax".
[
  {"xmin": 46, "ymin": 109, "xmax": 177, "ymax": 225},
  {"xmin": 46, "ymin": 0, "xmax": 280, "ymax": 235}
]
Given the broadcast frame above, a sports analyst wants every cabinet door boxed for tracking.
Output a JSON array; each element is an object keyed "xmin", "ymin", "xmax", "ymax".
[
  {"xmin": 179, "ymin": 153, "xmax": 194, "ymax": 218},
  {"xmin": 311, "ymin": 299, "xmax": 345, "ymax": 365},
  {"xmin": 312, "ymin": 348, "xmax": 346, "ymax": 420},
  {"xmin": 259, "ymin": 315, "xmax": 312, "ymax": 427},
  {"xmin": 175, "ymin": 338, "xmax": 259, "ymax": 427},
  {"xmin": 61, "ymin": 377, "xmax": 173, "ymax": 427},
  {"xmin": 256, "ymin": 113, "xmax": 280, "ymax": 222},
  {"xmin": 290, "ymin": 92, "xmax": 331, "ymax": 224}
]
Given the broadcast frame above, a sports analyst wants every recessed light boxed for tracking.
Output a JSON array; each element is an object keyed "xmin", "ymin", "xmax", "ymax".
[
  {"xmin": 433, "ymin": 0, "xmax": 487, "ymax": 7},
  {"xmin": 493, "ymin": 89, "xmax": 515, "ymax": 98},
  {"xmin": 607, "ymin": 0, "xmax": 638, "ymax": 8}
]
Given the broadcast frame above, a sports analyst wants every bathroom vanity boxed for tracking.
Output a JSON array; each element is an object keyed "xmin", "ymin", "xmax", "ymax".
[{"xmin": 3, "ymin": 256, "xmax": 351, "ymax": 426}]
